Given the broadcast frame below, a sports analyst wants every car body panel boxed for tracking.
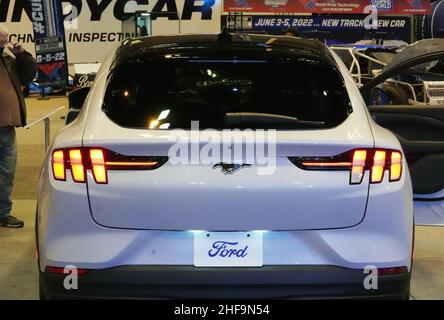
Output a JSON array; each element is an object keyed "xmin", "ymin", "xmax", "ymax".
[{"xmin": 83, "ymin": 114, "xmax": 373, "ymax": 231}]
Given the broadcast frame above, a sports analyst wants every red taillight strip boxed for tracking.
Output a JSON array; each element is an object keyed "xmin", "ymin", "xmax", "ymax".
[
  {"xmin": 45, "ymin": 266, "xmax": 89, "ymax": 276},
  {"xmin": 301, "ymin": 162, "xmax": 351, "ymax": 167},
  {"xmin": 377, "ymin": 266, "xmax": 408, "ymax": 276},
  {"xmin": 51, "ymin": 148, "xmax": 168, "ymax": 184},
  {"xmin": 106, "ymin": 161, "xmax": 159, "ymax": 167}
]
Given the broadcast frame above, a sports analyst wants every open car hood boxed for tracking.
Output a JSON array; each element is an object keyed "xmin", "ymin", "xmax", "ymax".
[{"xmin": 362, "ymin": 39, "xmax": 444, "ymax": 94}]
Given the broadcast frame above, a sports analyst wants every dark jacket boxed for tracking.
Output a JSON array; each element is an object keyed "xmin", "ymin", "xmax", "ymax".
[{"xmin": 1, "ymin": 51, "xmax": 37, "ymax": 126}]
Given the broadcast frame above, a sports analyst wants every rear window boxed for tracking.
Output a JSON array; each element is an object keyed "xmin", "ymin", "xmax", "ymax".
[{"xmin": 103, "ymin": 50, "xmax": 352, "ymax": 130}]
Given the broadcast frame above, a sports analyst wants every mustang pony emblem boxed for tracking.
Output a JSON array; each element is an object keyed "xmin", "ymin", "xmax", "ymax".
[{"xmin": 213, "ymin": 163, "xmax": 252, "ymax": 174}]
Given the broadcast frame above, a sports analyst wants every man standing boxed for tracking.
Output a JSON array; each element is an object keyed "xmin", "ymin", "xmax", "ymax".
[{"xmin": 0, "ymin": 25, "xmax": 37, "ymax": 228}]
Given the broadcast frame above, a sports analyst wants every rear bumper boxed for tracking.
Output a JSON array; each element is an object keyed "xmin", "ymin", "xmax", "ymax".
[{"xmin": 40, "ymin": 265, "xmax": 410, "ymax": 300}]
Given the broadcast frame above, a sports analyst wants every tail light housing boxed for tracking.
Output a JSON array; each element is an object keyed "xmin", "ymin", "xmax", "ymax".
[
  {"xmin": 290, "ymin": 148, "xmax": 403, "ymax": 185},
  {"xmin": 51, "ymin": 147, "xmax": 168, "ymax": 184}
]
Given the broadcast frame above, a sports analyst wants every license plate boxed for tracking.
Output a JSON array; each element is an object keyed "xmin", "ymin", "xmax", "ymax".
[{"xmin": 194, "ymin": 232, "xmax": 263, "ymax": 267}]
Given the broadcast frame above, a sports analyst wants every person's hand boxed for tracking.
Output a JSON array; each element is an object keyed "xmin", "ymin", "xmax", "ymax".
[
  {"xmin": 10, "ymin": 43, "xmax": 24, "ymax": 55},
  {"xmin": 0, "ymin": 31, "xmax": 7, "ymax": 48}
]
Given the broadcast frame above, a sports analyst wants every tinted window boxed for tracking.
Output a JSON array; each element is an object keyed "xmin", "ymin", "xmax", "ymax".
[{"xmin": 103, "ymin": 51, "xmax": 351, "ymax": 130}]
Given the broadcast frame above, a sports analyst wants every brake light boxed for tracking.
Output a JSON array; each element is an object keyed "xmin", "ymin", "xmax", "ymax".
[
  {"xmin": 351, "ymin": 150, "xmax": 367, "ymax": 185},
  {"xmin": 69, "ymin": 149, "xmax": 86, "ymax": 183},
  {"xmin": 90, "ymin": 149, "xmax": 107, "ymax": 184},
  {"xmin": 390, "ymin": 151, "xmax": 402, "ymax": 182},
  {"xmin": 51, "ymin": 148, "xmax": 167, "ymax": 184},
  {"xmin": 52, "ymin": 150, "xmax": 65, "ymax": 181},
  {"xmin": 290, "ymin": 148, "xmax": 403, "ymax": 185},
  {"xmin": 371, "ymin": 150, "xmax": 386, "ymax": 184}
]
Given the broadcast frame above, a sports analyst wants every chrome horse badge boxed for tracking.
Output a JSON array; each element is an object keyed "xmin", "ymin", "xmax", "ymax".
[{"xmin": 213, "ymin": 163, "xmax": 252, "ymax": 174}]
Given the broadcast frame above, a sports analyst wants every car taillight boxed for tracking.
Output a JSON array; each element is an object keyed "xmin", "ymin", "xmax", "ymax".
[
  {"xmin": 377, "ymin": 266, "xmax": 408, "ymax": 276},
  {"xmin": 351, "ymin": 150, "xmax": 367, "ymax": 185},
  {"xmin": 371, "ymin": 150, "xmax": 386, "ymax": 184},
  {"xmin": 52, "ymin": 150, "xmax": 65, "ymax": 181},
  {"xmin": 51, "ymin": 148, "xmax": 168, "ymax": 184},
  {"xmin": 390, "ymin": 151, "xmax": 402, "ymax": 182},
  {"xmin": 69, "ymin": 149, "xmax": 86, "ymax": 183},
  {"xmin": 290, "ymin": 148, "xmax": 403, "ymax": 185},
  {"xmin": 90, "ymin": 149, "xmax": 107, "ymax": 184}
]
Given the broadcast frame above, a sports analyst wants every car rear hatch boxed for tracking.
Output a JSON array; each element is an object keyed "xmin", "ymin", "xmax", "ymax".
[{"xmin": 82, "ymin": 38, "xmax": 374, "ymax": 231}]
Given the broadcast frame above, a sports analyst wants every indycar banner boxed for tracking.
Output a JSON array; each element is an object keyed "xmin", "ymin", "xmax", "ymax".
[
  {"xmin": 224, "ymin": 0, "xmax": 431, "ymax": 14},
  {"xmin": 29, "ymin": 0, "xmax": 69, "ymax": 88},
  {"xmin": 2, "ymin": 0, "xmax": 222, "ymax": 63}
]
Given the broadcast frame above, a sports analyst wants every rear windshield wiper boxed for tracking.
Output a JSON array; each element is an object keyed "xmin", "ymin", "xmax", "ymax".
[{"xmin": 225, "ymin": 112, "xmax": 325, "ymax": 128}]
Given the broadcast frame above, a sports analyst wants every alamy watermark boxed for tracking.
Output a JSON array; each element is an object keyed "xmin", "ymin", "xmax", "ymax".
[
  {"xmin": 62, "ymin": 265, "xmax": 80, "ymax": 290},
  {"xmin": 167, "ymin": 121, "xmax": 277, "ymax": 175},
  {"xmin": 363, "ymin": 265, "xmax": 379, "ymax": 290},
  {"xmin": 364, "ymin": 5, "xmax": 380, "ymax": 30}
]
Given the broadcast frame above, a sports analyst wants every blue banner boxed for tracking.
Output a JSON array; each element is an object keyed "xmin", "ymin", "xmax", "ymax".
[
  {"xmin": 223, "ymin": 14, "xmax": 412, "ymax": 45},
  {"xmin": 29, "ymin": 0, "xmax": 69, "ymax": 88}
]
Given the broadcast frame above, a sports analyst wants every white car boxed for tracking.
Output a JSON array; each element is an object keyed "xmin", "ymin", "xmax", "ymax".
[{"xmin": 37, "ymin": 33, "xmax": 414, "ymax": 299}]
